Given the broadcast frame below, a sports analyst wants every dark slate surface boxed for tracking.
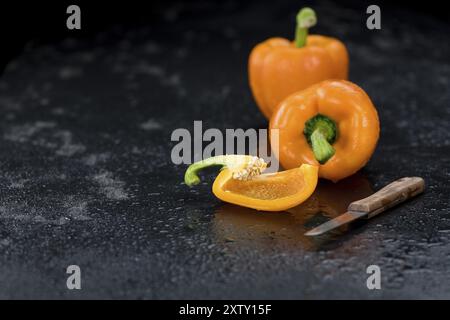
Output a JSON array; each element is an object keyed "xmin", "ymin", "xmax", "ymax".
[{"xmin": 0, "ymin": 1, "xmax": 449, "ymax": 299}]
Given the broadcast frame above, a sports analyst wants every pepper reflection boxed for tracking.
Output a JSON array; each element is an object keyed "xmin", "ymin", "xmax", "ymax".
[{"xmin": 213, "ymin": 173, "xmax": 373, "ymax": 250}]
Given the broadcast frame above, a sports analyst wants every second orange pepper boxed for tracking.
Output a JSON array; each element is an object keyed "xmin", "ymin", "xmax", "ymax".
[{"xmin": 249, "ymin": 8, "xmax": 349, "ymax": 119}]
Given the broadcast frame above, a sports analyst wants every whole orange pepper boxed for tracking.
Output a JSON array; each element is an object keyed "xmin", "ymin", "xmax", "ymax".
[
  {"xmin": 249, "ymin": 8, "xmax": 349, "ymax": 119},
  {"xmin": 270, "ymin": 80, "xmax": 380, "ymax": 182}
]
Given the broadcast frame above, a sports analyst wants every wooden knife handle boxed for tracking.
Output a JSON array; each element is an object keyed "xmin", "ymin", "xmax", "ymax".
[{"xmin": 348, "ymin": 177, "xmax": 425, "ymax": 219}]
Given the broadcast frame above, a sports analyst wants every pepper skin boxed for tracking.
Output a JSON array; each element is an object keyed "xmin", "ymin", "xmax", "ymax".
[
  {"xmin": 269, "ymin": 80, "xmax": 380, "ymax": 182},
  {"xmin": 249, "ymin": 9, "xmax": 349, "ymax": 120}
]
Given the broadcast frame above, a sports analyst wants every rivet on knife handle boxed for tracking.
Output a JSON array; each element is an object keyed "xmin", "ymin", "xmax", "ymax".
[{"xmin": 348, "ymin": 177, "xmax": 425, "ymax": 219}]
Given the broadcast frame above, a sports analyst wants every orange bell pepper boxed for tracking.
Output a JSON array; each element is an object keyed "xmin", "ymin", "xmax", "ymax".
[
  {"xmin": 184, "ymin": 155, "xmax": 318, "ymax": 211},
  {"xmin": 249, "ymin": 8, "xmax": 349, "ymax": 119},
  {"xmin": 270, "ymin": 80, "xmax": 380, "ymax": 182}
]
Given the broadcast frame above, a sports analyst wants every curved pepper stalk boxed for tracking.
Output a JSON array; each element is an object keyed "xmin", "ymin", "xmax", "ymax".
[
  {"xmin": 295, "ymin": 7, "xmax": 317, "ymax": 48},
  {"xmin": 184, "ymin": 155, "xmax": 267, "ymax": 187}
]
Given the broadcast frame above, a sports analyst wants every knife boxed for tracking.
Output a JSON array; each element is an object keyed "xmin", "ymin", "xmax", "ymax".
[{"xmin": 304, "ymin": 177, "xmax": 425, "ymax": 236}]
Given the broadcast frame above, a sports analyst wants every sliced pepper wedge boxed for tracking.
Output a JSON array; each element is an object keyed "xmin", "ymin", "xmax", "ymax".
[
  {"xmin": 184, "ymin": 155, "xmax": 318, "ymax": 212},
  {"xmin": 213, "ymin": 164, "xmax": 318, "ymax": 211}
]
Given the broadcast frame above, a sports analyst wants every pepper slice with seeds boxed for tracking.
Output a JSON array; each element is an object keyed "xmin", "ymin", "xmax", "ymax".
[{"xmin": 184, "ymin": 155, "xmax": 318, "ymax": 211}]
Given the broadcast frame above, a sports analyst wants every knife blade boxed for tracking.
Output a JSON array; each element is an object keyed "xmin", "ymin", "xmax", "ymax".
[
  {"xmin": 304, "ymin": 211, "xmax": 367, "ymax": 236},
  {"xmin": 304, "ymin": 177, "xmax": 425, "ymax": 237}
]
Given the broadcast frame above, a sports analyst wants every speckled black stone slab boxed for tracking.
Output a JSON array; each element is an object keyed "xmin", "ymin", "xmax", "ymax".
[{"xmin": 0, "ymin": 1, "xmax": 449, "ymax": 299}]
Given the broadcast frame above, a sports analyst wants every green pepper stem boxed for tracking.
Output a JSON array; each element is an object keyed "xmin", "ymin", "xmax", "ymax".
[
  {"xmin": 310, "ymin": 128, "xmax": 335, "ymax": 164},
  {"xmin": 184, "ymin": 155, "xmax": 228, "ymax": 186},
  {"xmin": 184, "ymin": 155, "xmax": 265, "ymax": 186},
  {"xmin": 295, "ymin": 7, "xmax": 317, "ymax": 48},
  {"xmin": 303, "ymin": 114, "xmax": 337, "ymax": 164}
]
